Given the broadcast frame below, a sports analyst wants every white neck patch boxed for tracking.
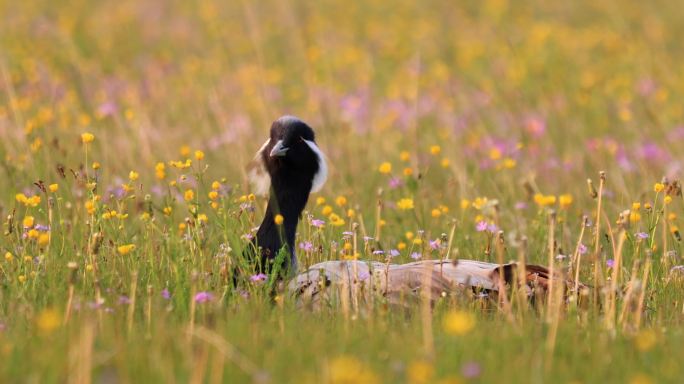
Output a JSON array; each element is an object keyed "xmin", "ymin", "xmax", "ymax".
[
  {"xmin": 303, "ymin": 139, "xmax": 327, "ymax": 193},
  {"xmin": 247, "ymin": 139, "xmax": 271, "ymax": 196}
]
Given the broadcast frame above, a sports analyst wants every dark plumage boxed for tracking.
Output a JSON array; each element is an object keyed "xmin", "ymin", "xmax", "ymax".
[{"xmin": 247, "ymin": 116, "xmax": 327, "ymax": 275}]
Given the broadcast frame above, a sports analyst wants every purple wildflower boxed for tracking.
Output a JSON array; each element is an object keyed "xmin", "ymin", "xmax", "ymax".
[
  {"xmin": 388, "ymin": 177, "xmax": 403, "ymax": 189},
  {"xmin": 311, "ymin": 219, "xmax": 325, "ymax": 228},
  {"xmin": 35, "ymin": 224, "xmax": 50, "ymax": 231},
  {"xmin": 514, "ymin": 202, "xmax": 528, "ymax": 210},
  {"xmin": 635, "ymin": 232, "xmax": 649, "ymax": 240},
  {"xmin": 299, "ymin": 241, "xmax": 314, "ymax": 252},
  {"xmin": 372, "ymin": 250, "xmax": 385, "ymax": 255},
  {"xmin": 118, "ymin": 295, "xmax": 131, "ymax": 305},
  {"xmin": 429, "ymin": 239, "xmax": 440, "ymax": 250},
  {"xmin": 486, "ymin": 223, "xmax": 498, "ymax": 233},
  {"xmin": 410, "ymin": 252, "xmax": 422, "ymax": 260},
  {"xmin": 389, "ymin": 249, "xmax": 400, "ymax": 258},
  {"xmin": 194, "ymin": 291, "xmax": 214, "ymax": 303},
  {"xmin": 606, "ymin": 259, "xmax": 615, "ymax": 268},
  {"xmin": 578, "ymin": 243, "xmax": 588, "ymax": 255},
  {"xmin": 461, "ymin": 361, "xmax": 482, "ymax": 379},
  {"xmin": 476, "ymin": 221, "xmax": 488, "ymax": 232},
  {"xmin": 161, "ymin": 288, "xmax": 171, "ymax": 300},
  {"xmin": 249, "ymin": 273, "xmax": 268, "ymax": 283}
]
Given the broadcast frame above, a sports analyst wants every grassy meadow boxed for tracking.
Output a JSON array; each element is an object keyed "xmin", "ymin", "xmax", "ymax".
[{"xmin": 2, "ymin": 0, "xmax": 684, "ymax": 382}]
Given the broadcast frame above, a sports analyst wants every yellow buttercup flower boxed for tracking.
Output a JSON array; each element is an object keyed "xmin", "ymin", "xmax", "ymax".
[
  {"xmin": 117, "ymin": 244, "xmax": 136, "ymax": 255},
  {"xmin": 316, "ymin": 196, "xmax": 326, "ymax": 205},
  {"xmin": 81, "ymin": 132, "xmax": 95, "ymax": 144},
  {"xmin": 23, "ymin": 216, "xmax": 34, "ymax": 228},
  {"xmin": 208, "ymin": 191, "xmax": 219, "ymax": 200},
  {"xmin": 195, "ymin": 150, "xmax": 205, "ymax": 160},
  {"xmin": 184, "ymin": 189, "xmax": 195, "ymax": 202},
  {"xmin": 559, "ymin": 194, "xmax": 573, "ymax": 209},
  {"xmin": 155, "ymin": 162, "xmax": 166, "ymax": 180},
  {"xmin": 443, "ymin": 310, "xmax": 475, "ymax": 336},
  {"xmin": 335, "ymin": 196, "xmax": 347, "ymax": 207},
  {"xmin": 654, "ymin": 183, "xmax": 665, "ymax": 193},
  {"xmin": 36, "ymin": 308, "xmax": 60, "ymax": 334},
  {"xmin": 431, "ymin": 209, "xmax": 441, "ymax": 218},
  {"xmin": 378, "ymin": 162, "xmax": 392, "ymax": 174},
  {"xmin": 48, "ymin": 184, "xmax": 59, "ymax": 193},
  {"xmin": 397, "ymin": 198, "xmax": 414, "ymax": 210},
  {"xmin": 129, "ymin": 171, "xmax": 139, "ymax": 181},
  {"xmin": 274, "ymin": 214, "xmax": 284, "ymax": 225},
  {"xmin": 400, "ymin": 151, "xmax": 410, "ymax": 162},
  {"xmin": 180, "ymin": 145, "xmax": 191, "ymax": 158},
  {"xmin": 430, "ymin": 145, "xmax": 441, "ymax": 155}
]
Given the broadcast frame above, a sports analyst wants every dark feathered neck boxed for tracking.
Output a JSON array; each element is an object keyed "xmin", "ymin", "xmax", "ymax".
[{"xmin": 255, "ymin": 169, "xmax": 313, "ymax": 271}]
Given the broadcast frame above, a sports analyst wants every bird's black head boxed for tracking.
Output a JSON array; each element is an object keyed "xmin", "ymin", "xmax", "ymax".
[{"xmin": 259, "ymin": 116, "xmax": 327, "ymax": 193}]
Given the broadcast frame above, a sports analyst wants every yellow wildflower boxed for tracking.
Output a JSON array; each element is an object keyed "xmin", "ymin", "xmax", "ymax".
[
  {"xmin": 407, "ymin": 360, "xmax": 434, "ymax": 384},
  {"xmin": 117, "ymin": 244, "xmax": 136, "ymax": 255},
  {"xmin": 460, "ymin": 199, "xmax": 470, "ymax": 210},
  {"xmin": 632, "ymin": 202, "xmax": 641, "ymax": 211},
  {"xmin": 664, "ymin": 196, "xmax": 673, "ymax": 204},
  {"xmin": 184, "ymin": 189, "xmax": 195, "ymax": 202},
  {"xmin": 430, "ymin": 145, "xmax": 441, "ymax": 155},
  {"xmin": 163, "ymin": 206, "xmax": 172, "ymax": 216},
  {"xmin": 400, "ymin": 151, "xmax": 410, "ymax": 162},
  {"xmin": 195, "ymin": 150, "xmax": 205, "ymax": 160},
  {"xmin": 92, "ymin": 161, "xmax": 101, "ymax": 170},
  {"xmin": 397, "ymin": 241, "xmax": 407, "ymax": 250},
  {"xmin": 559, "ymin": 194, "xmax": 573, "ymax": 209},
  {"xmin": 81, "ymin": 132, "xmax": 95, "ymax": 144},
  {"xmin": 406, "ymin": 231, "xmax": 415, "ymax": 240},
  {"xmin": 4, "ymin": 252, "xmax": 13, "ymax": 262},
  {"xmin": 180, "ymin": 145, "xmax": 191, "ymax": 158},
  {"xmin": 38, "ymin": 233, "xmax": 49, "ymax": 246},
  {"xmin": 431, "ymin": 209, "xmax": 441, "ymax": 218},
  {"xmin": 322, "ymin": 205, "xmax": 333, "ymax": 216},
  {"xmin": 22, "ymin": 216, "xmax": 34, "ymax": 228},
  {"xmin": 397, "ymin": 198, "xmax": 414, "ymax": 210},
  {"xmin": 18, "ymin": 275, "xmax": 26, "ymax": 283},
  {"xmin": 335, "ymin": 196, "xmax": 347, "ymax": 207},
  {"xmin": 211, "ymin": 181, "xmax": 221, "ymax": 190},
  {"xmin": 129, "ymin": 171, "xmax": 139, "ymax": 181},
  {"xmin": 197, "ymin": 213, "xmax": 208, "ymax": 223},
  {"xmin": 654, "ymin": 183, "xmax": 665, "ymax": 192},
  {"xmin": 15, "ymin": 193, "xmax": 28, "ymax": 205},
  {"xmin": 155, "ymin": 162, "xmax": 166, "ymax": 180},
  {"xmin": 443, "ymin": 310, "xmax": 475, "ymax": 336},
  {"xmin": 85, "ymin": 200, "xmax": 96, "ymax": 215},
  {"xmin": 208, "ymin": 191, "xmax": 219, "ymax": 200},
  {"xmin": 440, "ymin": 158, "xmax": 450, "ymax": 168},
  {"xmin": 634, "ymin": 329, "xmax": 657, "ymax": 352},
  {"xmin": 328, "ymin": 356, "xmax": 379, "ymax": 384},
  {"xmin": 48, "ymin": 183, "xmax": 58, "ymax": 193},
  {"xmin": 316, "ymin": 196, "xmax": 326, "ymax": 205},
  {"xmin": 403, "ymin": 167, "xmax": 413, "ymax": 176},
  {"xmin": 274, "ymin": 214, "xmax": 284, "ymax": 225},
  {"xmin": 36, "ymin": 308, "xmax": 60, "ymax": 334},
  {"xmin": 378, "ymin": 162, "xmax": 392, "ymax": 174}
]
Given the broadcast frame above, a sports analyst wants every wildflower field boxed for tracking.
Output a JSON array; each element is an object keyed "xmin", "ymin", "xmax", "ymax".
[{"xmin": 2, "ymin": 0, "xmax": 684, "ymax": 382}]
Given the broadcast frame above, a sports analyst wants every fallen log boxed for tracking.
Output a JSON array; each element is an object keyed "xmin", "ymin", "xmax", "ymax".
[{"xmin": 288, "ymin": 259, "xmax": 583, "ymax": 308}]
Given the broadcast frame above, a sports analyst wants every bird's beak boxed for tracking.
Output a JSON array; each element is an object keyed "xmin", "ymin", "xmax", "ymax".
[{"xmin": 269, "ymin": 140, "xmax": 289, "ymax": 157}]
